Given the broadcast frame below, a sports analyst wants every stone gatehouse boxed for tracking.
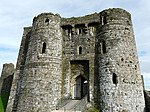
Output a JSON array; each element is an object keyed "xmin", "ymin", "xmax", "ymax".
[{"xmin": 0, "ymin": 8, "xmax": 147, "ymax": 112}]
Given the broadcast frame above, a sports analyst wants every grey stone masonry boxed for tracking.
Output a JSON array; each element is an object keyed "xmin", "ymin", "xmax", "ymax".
[
  {"xmin": 17, "ymin": 13, "xmax": 62, "ymax": 112},
  {"xmin": 144, "ymin": 90, "xmax": 150, "ymax": 112},
  {"xmin": 6, "ymin": 27, "xmax": 32, "ymax": 112},
  {"xmin": 0, "ymin": 63, "xmax": 14, "ymax": 95},
  {"xmin": 5, "ymin": 8, "xmax": 146, "ymax": 112},
  {"xmin": 95, "ymin": 9, "xmax": 145, "ymax": 112}
]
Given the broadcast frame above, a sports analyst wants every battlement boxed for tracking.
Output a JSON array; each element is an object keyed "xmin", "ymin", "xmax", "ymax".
[
  {"xmin": 61, "ymin": 13, "xmax": 99, "ymax": 26},
  {"xmin": 100, "ymin": 8, "xmax": 131, "ymax": 18},
  {"xmin": 32, "ymin": 12, "xmax": 61, "ymax": 29},
  {"xmin": 61, "ymin": 8, "xmax": 131, "ymax": 26}
]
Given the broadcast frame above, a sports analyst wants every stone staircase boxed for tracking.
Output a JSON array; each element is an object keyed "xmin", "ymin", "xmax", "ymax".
[{"xmin": 51, "ymin": 96, "xmax": 87, "ymax": 112}]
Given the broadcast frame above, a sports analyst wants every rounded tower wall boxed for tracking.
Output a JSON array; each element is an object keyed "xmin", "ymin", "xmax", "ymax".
[
  {"xmin": 16, "ymin": 13, "xmax": 63, "ymax": 112},
  {"xmin": 26, "ymin": 13, "xmax": 62, "ymax": 63},
  {"xmin": 95, "ymin": 8, "xmax": 145, "ymax": 112}
]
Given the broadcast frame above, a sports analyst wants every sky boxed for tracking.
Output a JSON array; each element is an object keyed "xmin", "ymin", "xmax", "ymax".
[{"xmin": 0, "ymin": 0, "xmax": 150, "ymax": 90}]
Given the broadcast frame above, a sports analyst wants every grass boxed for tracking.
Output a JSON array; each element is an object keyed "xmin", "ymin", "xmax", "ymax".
[
  {"xmin": 0, "ymin": 92, "xmax": 10, "ymax": 112},
  {"xmin": 0, "ymin": 96, "xmax": 4, "ymax": 112},
  {"xmin": 84, "ymin": 107, "xmax": 100, "ymax": 112}
]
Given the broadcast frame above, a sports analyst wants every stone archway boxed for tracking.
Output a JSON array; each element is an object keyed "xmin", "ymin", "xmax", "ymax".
[
  {"xmin": 74, "ymin": 75, "xmax": 88, "ymax": 99},
  {"xmin": 70, "ymin": 60, "xmax": 89, "ymax": 100}
]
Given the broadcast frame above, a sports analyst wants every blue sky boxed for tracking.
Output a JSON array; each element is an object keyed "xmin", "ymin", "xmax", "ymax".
[{"xmin": 0, "ymin": 0, "xmax": 150, "ymax": 90}]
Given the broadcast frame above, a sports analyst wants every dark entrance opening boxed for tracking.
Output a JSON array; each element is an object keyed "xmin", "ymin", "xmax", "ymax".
[
  {"xmin": 70, "ymin": 60, "xmax": 89, "ymax": 100},
  {"xmin": 74, "ymin": 75, "xmax": 88, "ymax": 100}
]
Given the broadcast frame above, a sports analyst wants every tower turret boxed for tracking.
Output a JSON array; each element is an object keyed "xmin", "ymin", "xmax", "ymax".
[
  {"xmin": 15, "ymin": 13, "xmax": 63, "ymax": 112},
  {"xmin": 95, "ymin": 8, "xmax": 145, "ymax": 112}
]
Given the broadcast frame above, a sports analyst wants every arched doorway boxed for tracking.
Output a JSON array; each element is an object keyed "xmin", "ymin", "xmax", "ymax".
[
  {"xmin": 70, "ymin": 60, "xmax": 89, "ymax": 100},
  {"xmin": 74, "ymin": 75, "xmax": 88, "ymax": 100}
]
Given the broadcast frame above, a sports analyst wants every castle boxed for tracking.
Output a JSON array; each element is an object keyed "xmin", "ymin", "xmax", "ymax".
[{"xmin": 0, "ymin": 8, "xmax": 148, "ymax": 112}]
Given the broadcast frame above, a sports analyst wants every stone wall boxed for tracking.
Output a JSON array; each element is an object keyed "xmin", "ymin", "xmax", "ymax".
[
  {"xmin": 61, "ymin": 13, "xmax": 99, "ymax": 103},
  {"xmin": 144, "ymin": 90, "xmax": 150, "ymax": 112},
  {"xmin": 6, "ymin": 27, "xmax": 32, "ymax": 112},
  {"xmin": 5, "ymin": 8, "xmax": 146, "ymax": 112},
  {"xmin": 95, "ymin": 8, "xmax": 145, "ymax": 111},
  {"xmin": 0, "ymin": 63, "xmax": 14, "ymax": 95},
  {"xmin": 15, "ymin": 13, "xmax": 62, "ymax": 112}
]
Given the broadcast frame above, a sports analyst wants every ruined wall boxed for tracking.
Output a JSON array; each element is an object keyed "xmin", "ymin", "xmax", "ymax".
[
  {"xmin": 6, "ymin": 27, "xmax": 32, "ymax": 112},
  {"xmin": 95, "ymin": 8, "xmax": 145, "ymax": 112},
  {"xmin": 0, "ymin": 63, "xmax": 14, "ymax": 95},
  {"xmin": 144, "ymin": 90, "xmax": 150, "ymax": 112}
]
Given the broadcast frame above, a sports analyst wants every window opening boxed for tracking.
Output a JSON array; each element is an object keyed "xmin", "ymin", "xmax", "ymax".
[
  {"xmin": 42, "ymin": 42, "xmax": 46, "ymax": 53},
  {"xmin": 102, "ymin": 41, "xmax": 106, "ymax": 54},
  {"xmin": 79, "ymin": 47, "xmax": 82, "ymax": 54},
  {"xmin": 45, "ymin": 18, "xmax": 49, "ymax": 23},
  {"xmin": 61, "ymin": 25, "xmax": 73, "ymax": 37},
  {"xmin": 113, "ymin": 73, "xmax": 117, "ymax": 85},
  {"xmin": 75, "ymin": 24, "xmax": 85, "ymax": 35},
  {"xmin": 79, "ymin": 29, "xmax": 82, "ymax": 34},
  {"xmin": 102, "ymin": 16, "xmax": 107, "ymax": 25}
]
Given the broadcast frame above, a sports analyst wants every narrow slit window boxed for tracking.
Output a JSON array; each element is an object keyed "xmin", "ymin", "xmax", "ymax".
[
  {"xmin": 102, "ymin": 41, "xmax": 106, "ymax": 54},
  {"xmin": 113, "ymin": 73, "xmax": 117, "ymax": 85},
  {"xmin": 79, "ymin": 29, "xmax": 82, "ymax": 34},
  {"xmin": 42, "ymin": 42, "xmax": 46, "ymax": 53},
  {"xmin": 102, "ymin": 16, "xmax": 107, "ymax": 25},
  {"xmin": 79, "ymin": 46, "xmax": 82, "ymax": 54},
  {"xmin": 103, "ymin": 16, "xmax": 107, "ymax": 24}
]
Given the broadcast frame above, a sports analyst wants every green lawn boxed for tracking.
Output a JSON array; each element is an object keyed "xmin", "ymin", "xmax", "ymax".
[
  {"xmin": 0, "ymin": 96, "xmax": 4, "ymax": 112},
  {"xmin": 0, "ymin": 93, "xmax": 10, "ymax": 112}
]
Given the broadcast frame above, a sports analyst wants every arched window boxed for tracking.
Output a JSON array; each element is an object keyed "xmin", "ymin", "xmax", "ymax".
[
  {"xmin": 42, "ymin": 42, "xmax": 46, "ymax": 53},
  {"xmin": 45, "ymin": 18, "xmax": 49, "ymax": 23},
  {"xmin": 79, "ymin": 46, "xmax": 82, "ymax": 54},
  {"xmin": 112, "ymin": 73, "xmax": 117, "ymax": 85}
]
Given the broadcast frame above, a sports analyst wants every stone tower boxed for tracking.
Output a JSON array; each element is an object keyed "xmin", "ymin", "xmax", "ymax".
[
  {"xmin": 7, "ymin": 13, "xmax": 63, "ymax": 112},
  {"xmin": 94, "ymin": 9, "xmax": 145, "ymax": 112},
  {"xmin": 0, "ymin": 63, "xmax": 14, "ymax": 96},
  {"xmin": 6, "ymin": 8, "xmax": 146, "ymax": 112}
]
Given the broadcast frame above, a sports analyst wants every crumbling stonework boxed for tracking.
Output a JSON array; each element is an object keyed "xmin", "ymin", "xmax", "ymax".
[
  {"xmin": 4, "ymin": 8, "xmax": 146, "ymax": 112},
  {"xmin": 0, "ymin": 63, "xmax": 14, "ymax": 95},
  {"xmin": 144, "ymin": 90, "xmax": 150, "ymax": 112}
]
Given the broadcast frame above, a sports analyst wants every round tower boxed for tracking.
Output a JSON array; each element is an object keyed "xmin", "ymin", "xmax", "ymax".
[
  {"xmin": 16, "ymin": 13, "xmax": 63, "ymax": 111},
  {"xmin": 95, "ymin": 8, "xmax": 145, "ymax": 112}
]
